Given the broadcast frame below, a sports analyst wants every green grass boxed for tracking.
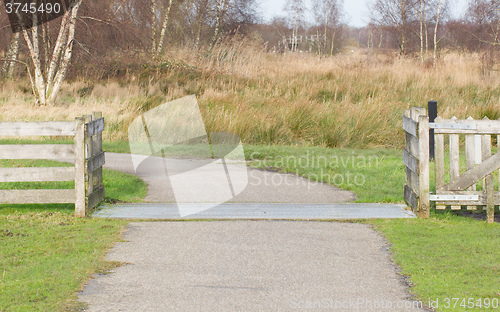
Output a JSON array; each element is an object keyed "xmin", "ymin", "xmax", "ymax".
[
  {"xmin": 0, "ymin": 159, "xmax": 147, "ymax": 311},
  {"xmin": 244, "ymin": 145, "xmax": 404, "ymax": 203},
  {"xmin": 372, "ymin": 213, "xmax": 500, "ymax": 311}
]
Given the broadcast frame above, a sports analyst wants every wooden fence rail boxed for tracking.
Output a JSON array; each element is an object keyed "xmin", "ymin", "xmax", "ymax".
[
  {"xmin": 0, "ymin": 113, "xmax": 105, "ymax": 217},
  {"xmin": 403, "ymin": 106, "xmax": 500, "ymax": 223}
]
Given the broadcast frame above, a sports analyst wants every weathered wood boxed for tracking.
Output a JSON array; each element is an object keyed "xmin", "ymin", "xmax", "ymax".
[
  {"xmin": 435, "ymin": 117, "xmax": 445, "ymax": 190},
  {"xmin": 465, "ymin": 121, "xmax": 477, "ymax": 210},
  {"xmin": 0, "ymin": 121, "xmax": 75, "ymax": 136},
  {"xmin": 411, "ymin": 107, "xmax": 426, "ymax": 122},
  {"xmin": 432, "ymin": 191, "xmax": 500, "ymax": 206},
  {"xmin": 432, "ymin": 118, "xmax": 500, "ymax": 134},
  {"xmin": 87, "ymin": 117, "xmax": 105, "ymax": 137},
  {"xmin": 404, "ymin": 185, "xmax": 418, "ymax": 210},
  {"xmin": 0, "ymin": 144, "xmax": 75, "ymax": 160},
  {"xmin": 481, "ymin": 127, "xmax": 495, "ymax": 223},
  {"xmin": 0, "ymin": 167, "xmax": 75, "ymax": 182},
  {"xmin": 449, "ymin": 117, "xmax": 460, "ymax": 210},
  {"xmin": 87, "ymin": 151, "xmax": 105, "ymax": 174},
  {"xmin": 418, "ymin": 115, "xmax": 430, "ymax": 218},
  {"xmin": 86, "ymin": 186, "xmax": 105, "ymax": 212},
  {"xmin": 403, "ymin": 149, "xmax": 419, "ymax": 174},
  {"xmin": 403, "ymin": 115, "xmax": 418, "ymax": 138},
  {"xmin": 438, "ymin": 152, "xmax": 500, "ymax": 191},
  {"xmin": 0, "ymin": 189, "xmax": 75, "ymax": 204},
  {"xmin": 84, "ymin": 115, "xmax": 94, "ymax": 205},
  {"xmin": 74, "ymin": 118, "xmax": 86, "ymax": 217},
  {"xmin": 405, "ymin": 132, "xmax": 419, "ymax": 157}
]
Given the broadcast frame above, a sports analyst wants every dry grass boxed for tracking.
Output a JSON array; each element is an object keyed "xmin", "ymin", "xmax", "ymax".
[{"xmin": 1, "ymin": 45, "xmax": 500, "ymax": 147}]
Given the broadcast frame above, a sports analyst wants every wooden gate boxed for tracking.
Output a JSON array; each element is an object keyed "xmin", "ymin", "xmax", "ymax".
[
  {"xmin": 0, "ymin": 113, "xmax": 105, "ymax": 217},
  {"xmin": 403, "ymin": 107, "xmax": 500, "ymax": 223}
]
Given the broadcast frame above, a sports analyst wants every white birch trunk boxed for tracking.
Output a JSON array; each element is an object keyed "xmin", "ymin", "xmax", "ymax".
[
  {"xmin": 48, "ymin": 1, "xmax": 81, "ymax": 104},
  {"xmin": 433, "ymin": 0, "xmax": 443, "ymax": 67},
  {"xmin": 156, "ymin": 0, "xmax": 174, "ymax": 54}
]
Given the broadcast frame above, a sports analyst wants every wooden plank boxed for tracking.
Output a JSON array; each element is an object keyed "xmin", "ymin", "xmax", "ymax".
[
  {"xmin": 0, "ymin": 121, "xmax": 75, "ymax": 136},
  {"xmin": 449, "ymin": 118, "xmax": 460, "ymax": 210},
  {"xmin": 86, "ymin": 186, "xmax": 105, "ymax": 212},
  {"xmin": 0, "ymin": 167, "xmax": 75, "ymax": 182},
  {"xmin": 411, "ymin": 107, "xmax": 426, "ymax": 122},
  {"xmin": 403, "ymin": 149, "xmax": 419, "ymax": 174},
  {"xmin": 75, "ymin": 118, "xmax": 86, "ymax": 217},
  {"xmin": 438, "ymin": 152, "xmax": 500, "ymax": 192},
  {"xmin": 406, "ymin": 132, "xmax": 419, "ymax": 157},
  {"xmin": 404, "ymin": 185, "xmax": 418, "ymax": 211},
  {"xmin": 435, "ymin": 117, "xmax": 445, "ymax": 190},
  {"xmin": 403, "ymin": 115, "xmax": 418, "ymax": 137},
  {"xmin": 433, "ymin": 118, "xmax": 500, "ymax": 134},
  {"xmin": 87, "ymin": 151, "xmax": 105, "ymax": 173},
  {"xmin": 0, "ymin": 189, "xmax": 75, "ymax": 204},
  {"xmin": 0, "ymin": 144, "xmax": 74, "ymax": 160},
  {"xmin": 86, "ymin": 118, "xmax": 105, "ymax": 137},
  {"xmin": 465, "ymin": 122, "xmax": 476, "ymax": 210},
  {"xmin": 418, "ymin": 114, "xmax": 430, "ymax": 218}
]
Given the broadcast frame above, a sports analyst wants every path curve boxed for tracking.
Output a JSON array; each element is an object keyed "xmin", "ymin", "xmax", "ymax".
[{"xmin": 104, "ymin": 153, "xmax": 356, "ymax": 203}]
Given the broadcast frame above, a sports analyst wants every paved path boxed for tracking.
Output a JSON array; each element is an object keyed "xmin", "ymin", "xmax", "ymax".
[
  {"xmin": 104, "ymin": 153, "xmax": 356, "ymax": 203},
  {"xmin": 79, "ymin": 222, "xmax": 426, "ymax": 311},
  {"xmin": 78, "ymin": 153, "xmax": 423, "ymax": 311}
]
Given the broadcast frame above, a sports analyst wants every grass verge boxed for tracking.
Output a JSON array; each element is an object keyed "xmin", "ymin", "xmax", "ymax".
[
  {"xmin": 0, "ymin": 160, "xmax": 147, "ymax": 311},
  {"xmin": 372, "ymin": 213, "xmax": 500, "ymax": 311}
]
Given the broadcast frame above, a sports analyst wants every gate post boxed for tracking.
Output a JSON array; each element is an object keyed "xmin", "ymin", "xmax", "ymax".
[
  {"xmin": 418, "ymin": 114, "xmax": 430, "ymax": 218},
  {"xmin": 75, "ymin": 117, "xmax": 86, "ymax": 217}
]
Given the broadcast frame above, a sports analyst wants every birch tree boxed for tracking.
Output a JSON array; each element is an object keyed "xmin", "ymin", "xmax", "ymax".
[
  {"xmin": 312, "ymin": 0, "xmax": 342, "ymax": 56},
  {"xmin": 285, "ymin": 0, "xmax": 305, "ymax": 52},
  {"xmin": 150, "ymin": 0, "xmax": 174, "ymax": 55},
  {"xmin": 19, "ymin": 0, "xmax": 82, "ymax": 105},
  {"xmin": 1, "ymin": 32, "xmax": 20, "ymax": 79}
]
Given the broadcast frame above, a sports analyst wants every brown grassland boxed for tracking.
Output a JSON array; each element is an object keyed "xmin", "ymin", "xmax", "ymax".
[{"xmin": 1, "ymin": 43, "xmax": 500, "ymax": 148}]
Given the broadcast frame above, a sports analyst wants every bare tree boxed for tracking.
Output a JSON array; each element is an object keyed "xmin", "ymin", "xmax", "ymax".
[
  {"xmin": 467, "ymin": 0, "xmax": 500, "ymax": 45},
  {"xmin": 20, "ymin": 0, "xmax": 83, "ymax": 105},
  {"xmin": 285, "ymin": 0, "xmax": 305, "ymax": 52},
  {"xmin": 370, "ymin": 0, "xmax": 417, "ymax": 55},
  {"xmin": 312, "ymin": 0, "xmax": 342, "ymax": 56},
  {"xmin": 1, "ymin": 32, "xmax": 20, "ymax": 79}
]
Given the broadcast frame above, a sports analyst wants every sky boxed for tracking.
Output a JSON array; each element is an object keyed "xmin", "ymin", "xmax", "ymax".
[{"xmin": 259, "ymin": 0, "xmax": 469, "ymax": 28}]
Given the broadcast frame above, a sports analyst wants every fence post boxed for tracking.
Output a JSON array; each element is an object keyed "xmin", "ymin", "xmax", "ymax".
[
  {"xmin": 74, "ymin": 117, "xmax": 86, "ymax": 217},
  {"xmin": 428, "ymin": 101, "xmax": 437, "ymax": 160},
  {"xmin": 418, "ymin": 114, "xmax": 430, "ymax": 218}
]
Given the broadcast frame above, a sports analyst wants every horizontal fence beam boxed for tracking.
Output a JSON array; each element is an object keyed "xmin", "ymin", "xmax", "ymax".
[
  {"xmin": 86, "ymin": 151, "xmax": 105, "ymax": 173},
  {"xmin": 0, "ymin": 189, "xmax": 75, "ymax": 204},
  {"xmin": 0, "ymin": 121, "xmax": 75, "ymax": 136},
  {"xmin": 432, "ymin": 191, "xmax": 500, "ymax": 206},
  {"xmin": 86, "ymin": 118, "xmax": 105, "ymax": 137},
  {"xmin": 0, "ymin": 144, "xmax": 75, "ymax": 160},
  {"xmin": 0, "ymin": 167, "xmax": 75, "ymax": 182},
  {"xmin": 431, "ymin": 119, "xmax": 500, "ymax": 134},
  {"xmin": 403, "ymin": 115, "xmax": 418, "ymax": 137}
]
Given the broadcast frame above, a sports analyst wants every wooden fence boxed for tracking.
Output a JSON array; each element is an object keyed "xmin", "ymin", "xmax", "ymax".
[
  {"xmin": 403, "ymin": 107, "xmax": 500, "ymax": 223},
  {"xmin": 0, "ymin": 113, "xmax": 105, "ymax": 217}
]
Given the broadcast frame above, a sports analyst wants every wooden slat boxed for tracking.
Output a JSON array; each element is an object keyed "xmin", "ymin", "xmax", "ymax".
[
  {"xmin": 0, "ymin": 189, "xmax": 75, "ymax": 204},
  {"xmin": 0, "ymin": 167, "xmax": 75, "ymax": 182},
  {"xmin": 435, "ymin": 117, "xmax": 445, "ymax": 190},
  {"xmin": 465, "ymin": 123, "xmax": 477, "ymax": 210},
  {"xmin": 405, "ymin": 132, "xmax": 419, "ymax": 157},
  {"xmin": 433, "ymin": 118, "xmax": 500, "ymax": 134},
  {"xmin": 86, "ymin": 186, "xmax": 105, "ymax": 212},
  {"xmin": 438, "ymin": 152, "xmax": 500, "ymax": 191},
  {"xmin": 87, "ymin": 151, "xmax": 105, "ymax": 173},
  {"xmin": 75, "ymin": 118, "xmax": 86, "ymax": 217},
  {"xmin": 418, "ymin": 114, "xmax": 430, "ymax": 218},
  {"xmin": 0, "ymin": 144, "xmax": 74, "ymax": 160},
  {"xmin": 403, "ymin": 149, "xmax": 419, "ymax": 174},
  {"xmin": 404, "ymin": 185, "xmax": 418, "ymax": 211},
  {"xmin": 449, "ymin": 119, "xmax": 460, "ymax": 210},
  {"xmin": 86, "ymin": 118, "xmax": 105, "ymax": 137},
  {"xmin": 403, "ymin": 115, "xmax": 418, "ymax": 137},
  {"xmin": 0, "ymin": 121, "xmax": 75, "ymax": 136}
]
